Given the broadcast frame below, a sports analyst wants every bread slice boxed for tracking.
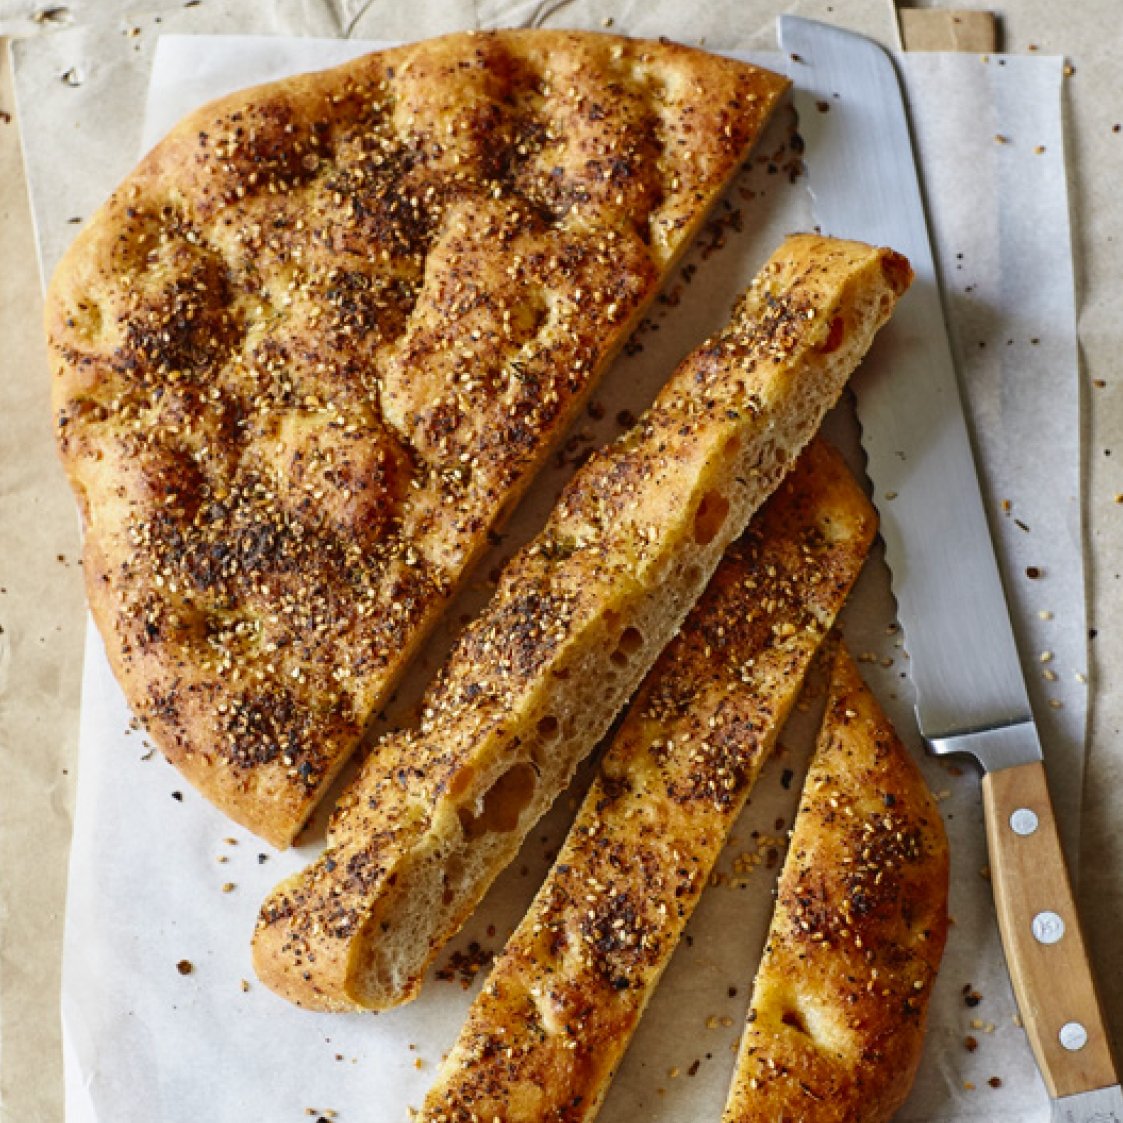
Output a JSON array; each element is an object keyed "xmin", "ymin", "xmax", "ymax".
[
  {"xmin": 251, "ymin": 234, "xmax": 912, "ymax": 1012},
  {"xmin": 417, "ymin": 438, "xmax": 875, "ymax": 1123},
  {"xmin": 721, "ymin": 644, "xmax": 949, "ymax": 1123},
  {"xmin": 45, "ymin": 31, "xmax": 790, "ymax": 847}
]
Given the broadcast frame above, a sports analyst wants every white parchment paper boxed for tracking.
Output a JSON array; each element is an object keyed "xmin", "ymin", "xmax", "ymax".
[{"xmin": 43, "ymin": 34, "xmax": 1082, "ymax": 1123}]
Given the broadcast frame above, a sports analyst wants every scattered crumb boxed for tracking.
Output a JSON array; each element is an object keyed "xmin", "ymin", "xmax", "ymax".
[
  {"xmin": 964, "ymin": 1035, "xmax": 979, "ymax": 1052},
  {"xmin": 33, "ymin": 6, "xmax": 70, "ymax": 23},
  {"xmin": 176, "ymin": 959, "xmax": 193, "ymax": 975},
  {"xmin": 988, "ymin": 1076, "xmax": 1003, "ymax": 1089}
]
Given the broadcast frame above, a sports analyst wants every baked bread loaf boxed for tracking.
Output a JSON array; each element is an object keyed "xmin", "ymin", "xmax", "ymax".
[
  {"xmin": 721, "ymin": 644, "xmax": 949, "ymax": 1123},
  {"xmin": 45, "ymin": 31, "xmax": 789, "ymax": 847},
  {"xmin": 417, "ymin": 438, "xmax": 876, "ymax": 1123},
  {"xmin": 252, "ymin": 234, "xmax": 912, "ymax": 1011}
]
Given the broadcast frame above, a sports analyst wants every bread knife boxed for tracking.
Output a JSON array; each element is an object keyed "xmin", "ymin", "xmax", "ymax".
[{"xmin": 777, "ymin": 16, "xmax": 1122, "ymax": 1121}]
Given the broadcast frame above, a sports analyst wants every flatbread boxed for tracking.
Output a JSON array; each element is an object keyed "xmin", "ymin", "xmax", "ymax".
[
  {"xmin": 46, "ymin": 30, "xmax": 788, "ymax": 846},
  {"xmin": 721, "ymin": 644, "xmax": 949, "ymax": 1122}
]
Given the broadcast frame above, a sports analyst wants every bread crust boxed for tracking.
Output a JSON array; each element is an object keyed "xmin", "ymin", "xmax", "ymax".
[
  {"xmin": 45, "ymin": 31, "xmax": 789, "ymax": 847},
  {"xmin": 252, "ymin": 235, "xmax": 912, "ymax": 1011},
  {"xmin": 721, "ymin": 645, "xmax": 950, "ymax": 1123},
  {"xmin": 417, "ymin": 439, "xmax": 875, "ymax": 1123}
]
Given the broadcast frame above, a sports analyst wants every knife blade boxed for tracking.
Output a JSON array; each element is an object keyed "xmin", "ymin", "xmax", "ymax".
[{"xmin": 778, "ymin": 15, "xmax": 1121, "ymax": 1117}]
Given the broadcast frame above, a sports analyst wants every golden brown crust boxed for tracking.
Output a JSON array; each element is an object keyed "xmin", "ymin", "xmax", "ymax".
[
  {"xmin": 417, "ymin": 439, "xmax": 876, "ymax": 1123},
  {"xmin": 251, "ymin": 235, "xmax": 912, "ymax": 1012},
  {"xmin": 721, "ymin": 645, "xmax": 950, "ymax": 1123},
  {"xmin": 46, "ymin": 31, "xmax": 789, "ymax": 847}
]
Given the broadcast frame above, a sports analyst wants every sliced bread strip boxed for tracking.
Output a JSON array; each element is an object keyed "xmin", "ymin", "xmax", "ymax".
[
  {"xmin": 252, "ymin": 234, "xmax": 912, "ymax": 1011},
  {"xmin": 417, "ymin": 437, "xmax": 876, "ymax": 1122},
  {"xmin": 721, "ymin": 644, "xmax": 949, "ymax": 1123}
]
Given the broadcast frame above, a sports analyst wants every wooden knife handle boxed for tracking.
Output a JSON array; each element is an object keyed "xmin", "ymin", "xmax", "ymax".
[{"xmin": 982, "ymin": 761, "xmax": 1119, "ymax": 1097}]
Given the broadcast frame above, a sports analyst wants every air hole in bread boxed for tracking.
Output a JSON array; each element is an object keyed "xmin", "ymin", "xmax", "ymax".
[
  {"xmin": 693, "ymin": 490, "xmax": 730, "ymax": 546},
  {"xmin": 537, "ymin": 714, "xmax": 560, "ymax": 740},
  {"xmin": 781, "ymin": 1007, "xmax": 811, "ymax": 1036},
  {"xmin": 457, "ymin": 762, "xmax": 538, "ymax": 840},
  {"xmin": 448, "ymin": 763, "xmax": 477, "ymax": 800},
  {"xmin": 818, "ymin": 315, "xmax": 845, "ymax": 354},
  {"xmin": 441, "ymin": 855, "xmax": 465, "ymax": 905},
  {"xmin": 610, "ymin": 625, "xmax": 644, "ymax": 666}
]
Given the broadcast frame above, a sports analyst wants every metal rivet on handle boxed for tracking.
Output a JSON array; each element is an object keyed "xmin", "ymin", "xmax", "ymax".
[
  {"xmin": 1032, "ymin": 911, "xmax": 1066, "ymax": 945},
  {"xmin": 1059, "ymin": 1022, "xmax": 1088, "ymax": 1052},
  {"xmin": 1010, "ymin": 807, "xmax": 1039, "ymax": 836}
]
